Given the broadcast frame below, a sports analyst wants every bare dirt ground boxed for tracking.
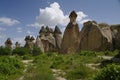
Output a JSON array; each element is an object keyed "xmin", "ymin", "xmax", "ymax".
[
  {"xmin": 18, "ymin": 60, "xmax": 33, "ymax": 80},
  {"xmin": 51, "ymin": 69, "xmax": 66, "ymax": 80}
]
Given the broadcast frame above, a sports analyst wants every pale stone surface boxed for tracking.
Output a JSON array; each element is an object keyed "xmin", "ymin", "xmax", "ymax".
[
  {"xmin": 80, "ymin": 21, "xmax": 113, "ymax": 51},
  {"xmin": 35, "ymin": 36, "xmax": 44, "ymax": 52},
  {"xmin": 60, "ymin": 11, "xmax": 80, "ymax": 54},
  {"xmin": 54, "ymin": 26, "xmax": 62, "ymax": 50}
]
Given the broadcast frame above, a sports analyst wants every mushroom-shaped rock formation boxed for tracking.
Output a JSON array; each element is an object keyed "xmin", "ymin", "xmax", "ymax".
[
  {"xmin": 5, "ymin": 38, "xmax": 12, "ymax": 48},
  {"xmin": 60, "ymin": 11, "xmax": 80, "ymax": 54},
  {"xmin": 24, "ymin": 36, "xmax": 35, "ymax": 51},
  {"xmin": 15, "ymin": 41, "xmax": 20, "ymax": 48}
]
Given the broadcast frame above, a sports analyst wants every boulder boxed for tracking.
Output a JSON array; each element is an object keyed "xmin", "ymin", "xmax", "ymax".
[
  {"xmin": 54, "ymin": 26, "xmax": 62, "ymax": 50},
  {"xmin": 60, "ymin": 11, "xmax": 80, "ymax": 54},
  {"xmin": 80, "ymin": 21, "xmax": 113, "ymax": 51}
]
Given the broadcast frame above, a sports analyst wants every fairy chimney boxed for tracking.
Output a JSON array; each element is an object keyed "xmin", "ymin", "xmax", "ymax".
[
  {"xmin": 5, "ymin": 38, "xmax": 12, "ymax": 48},
  {"xmin": 60, "ymin": 11, "xmax": 80, "ymax": 54},
  {"xmin": 15, "ymin": 41, "xmax": 20, "ymax": 48}
]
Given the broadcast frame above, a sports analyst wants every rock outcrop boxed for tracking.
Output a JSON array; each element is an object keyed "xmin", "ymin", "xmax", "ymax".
[
  {"xmin": 54, "ymin": 26, "xmax": 62, "ymax": 51},
  {"xmin": 35, "ymin": 36, "xmax": 44, "ymax": 52},
  {"xmin": 39, "ymin": 26, "xmax": 56, "ymax": 52},
  {"xmin": 60, "ymin": 11, "xmax": 80, "ymax": 54},
  {"xmin": 110, "ymin": 24, "xmax": 120, "ymax": 50},
  {"xmin": 24, "ymin": 36, "xmax": 35, "ymax": 51},
  {"xmin": 5, "ymin": 38, "xmax": 12, "ymax": 48},
  {"xmin": 15, "ymin": 41, "xmax": 20, "ymax": 48},
  {"xmin": 80, "ymin": 21, "xmax": 113, "ymax": 51}
]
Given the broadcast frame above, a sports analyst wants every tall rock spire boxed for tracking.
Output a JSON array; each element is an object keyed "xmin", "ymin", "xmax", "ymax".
[
  {"xmin": 54, "ymin": 26, "xmax": 62, "ymax": 50},
  {"xmin": 60, "ymin": 11, "xmax": 80, "ymax": 54},
  {"xmin": 35, "ymin": 36, "xmax": 44, "ymax": 52}
]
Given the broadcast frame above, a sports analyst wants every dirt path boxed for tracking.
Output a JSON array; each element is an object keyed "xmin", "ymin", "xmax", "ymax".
[
  {"xmin": 98, "ymin": 56, "xmax": 113, "ymax": 60},
  {"xmin": 86, "ymin": 63, "xmax": 100, "ymax": 70},
  {"xmin": 51, "ymin": 69, "xmax": 66, "ymax": 80},
  {"xmin": 18, "ymin": 60, "xmax": 33, "ymax": 80}
]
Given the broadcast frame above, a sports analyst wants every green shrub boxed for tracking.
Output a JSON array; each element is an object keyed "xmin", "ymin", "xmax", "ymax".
[
  {"xmin": 12, "ymin": 47, "xmax": 30, "ymax": 56},
  {"xmin": 32, "ymin": 47, "xmax": 43, "ymax": 56},
  {"xmin": 0, "ymin": 47, "xmax": 12, "ymax": 55},
  {"xmin": 94, "ymin": 64, "xmax": 120, "ymax": 80},
  {"xmin": 0, "ymin": 74, "xmax": 7, "ymax": 80},
  {"xmin": 22, "ymin": 54, "xmax": 32, "ymax": 60},
  {"xmin": 50, "ymin": 56, "xmax": 64, "ymax": 68},
  {"xmin": 24, "ymin": 67, "xmax": 55, "ymax": 80},
  {"xmin": 79, "ymin": 51, "xmax": 96, "ymax": 56},
  {"xmin": 65, "ymin": 63, "xmax": 94, "ymax": 80},
  {"xmin": 0, "ymin": 56, "xmax": 24, "ymax": 76},
  {"xmin": 24, "ymin": 54, "xmax": 55, "ymax": 80}
]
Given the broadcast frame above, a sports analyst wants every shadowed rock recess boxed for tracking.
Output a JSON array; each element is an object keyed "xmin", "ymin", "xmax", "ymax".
[{"xmin": 7, "ymin": 11, "xmax": 119, "ymax": 54}]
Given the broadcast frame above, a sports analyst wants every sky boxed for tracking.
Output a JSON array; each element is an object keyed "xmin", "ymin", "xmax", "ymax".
[{"xmin": 0, "ymin": 0, "xmax": 120, "ymax": 46}]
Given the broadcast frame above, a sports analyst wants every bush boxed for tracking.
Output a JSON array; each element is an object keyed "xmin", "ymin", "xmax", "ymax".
[
  {"xmin": 0, "ymin": 74, "xmax": 7, "ymax": 80},
  {"xmin": 0, "ymin": 56, "xmax": 24, "ymax": 76},
  {"xmin": 66, "ymin": 63, "xmax": 94, "ymax": 80},
  {"xmin": 12, "ymin": 47, "xmax": 30, "ymax": 56},
  {"xmin": 24, "ymin": 54, "xmax": 55, "ymax": 80},
  {"xmin": 22, "ymin": 54, "xmax": 32, "ymax": 60},
  {"xmin": 79, "ymin": 51, "xmax": 96, "ymax": 56},
  {"xmin": 50, "ymin": 56, "xmax": 64, "ymax": 68},
  {"xmin": 32, "ymin": 47, "xmax": 43, "ymax": 56},
  {"xmin": 0, "ymin": 47, "xmax": 12, "ymax": 55},
  {"xmin": 94, "ymin": 64, "xmax": 120, "ymax": 80}
]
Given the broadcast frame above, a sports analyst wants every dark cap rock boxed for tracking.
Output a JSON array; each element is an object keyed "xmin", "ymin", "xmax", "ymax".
[
  {"xmin": 69, "ymin": 11, "xmax": 77, "ymax": 18},
  {"xmin": 54, "ymin": 26, "xmax": 62, "ymax": 34}
]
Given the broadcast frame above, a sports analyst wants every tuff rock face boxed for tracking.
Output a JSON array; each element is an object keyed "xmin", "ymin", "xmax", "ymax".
[
  {"xmin": 24, "ymin": 36, "xmax": 35, "ymax": 51},
  {"xmin": 54, "ymin": 26, "xmax": 62, "ymax": 51},
  {"xmin": 39, "ymin": 26, "xmax": 56, "ymax": 52},
  {"xmin": 60, "ymin": 11, "xmax": 80, "ymax": 54},
  {"xmin": 80, "ymin": 21, "xmax": 113, "ymax": 51},
  {"xmin": 35, "ymin": 36, "xmax": 44, "ymax": 52},
  {"xmin": 5, "ymin": 38, "xmax": 12, "ymax": 48},
  {"xmin": 110, "ymin": 24, "xmax": 120, "ymax": 50}
]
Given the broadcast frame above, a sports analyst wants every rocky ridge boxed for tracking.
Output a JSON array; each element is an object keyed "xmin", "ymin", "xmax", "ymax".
[{"xmin": 3, "ymin": 11, "xmax": 120, "ymax": 54}]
